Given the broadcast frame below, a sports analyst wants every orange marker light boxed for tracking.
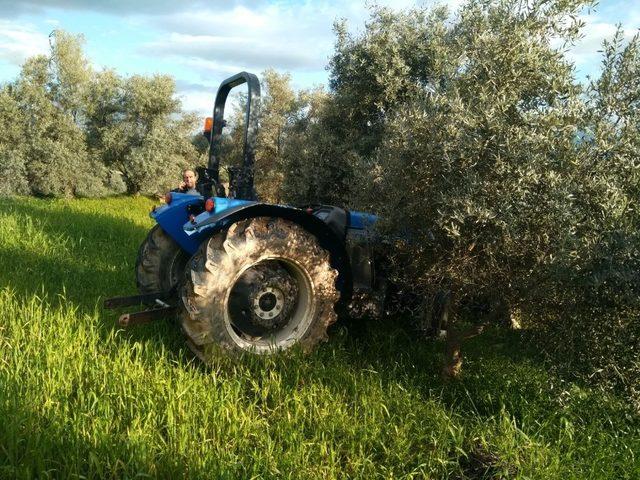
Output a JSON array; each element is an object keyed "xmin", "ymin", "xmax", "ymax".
[
  {"xmin": 165, "ymin": 192, "xmax": 173, "ymax": 204},
  {"xmin": 204, "ymin": 117, "xmax": 213, "ymax": 133},
  {"xmin": 205, "ymin": 198, "xmax": 215, "ymax": 212}
]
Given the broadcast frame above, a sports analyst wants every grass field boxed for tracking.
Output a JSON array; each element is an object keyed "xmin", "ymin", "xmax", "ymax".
[{"xmin": 0, "ymin": 196, "xmax": 637, "ymax": 479}]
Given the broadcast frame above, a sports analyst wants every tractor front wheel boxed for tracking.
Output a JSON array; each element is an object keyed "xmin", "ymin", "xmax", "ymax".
[
  {"xmin": 180, "ymin": 217, "xmax": 339, "ymax": 357},
  {"xmin": 136, "ymin": 225, "xmax": 189, "ymax": 295}
]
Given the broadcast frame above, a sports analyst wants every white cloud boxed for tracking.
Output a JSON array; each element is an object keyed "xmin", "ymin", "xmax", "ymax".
[
  {"xmin": 144, "ymin": 1, "xmax": 449, "ymax": 93},
  {"xmin": 571, "ymin": 16, "xmax": 638, "ymax": 62},
  {"xmin": 136, "ymin": 0, "xmax": 523, "ymax": 114},
  {"xmin": 178, "ymin": 88, "xmax": 214, "ymax": 116},
  {"xmin": 145, "ymin": 32, "xmax": 325, "ymax": 71},
  {"xmin": 6, "ymin": 0, "xmax": 631, "ymax": 114},
  {"xmin": 178, "ymin": 57, "xmax": 256, "ymax": 77},
  {"xmin": 0, "ymin": 0, "xmax": 209, "ymax": 17},
  {"xmin": 0, "ymin": 0, "xmax": 470, "ymax": 107},
  {"xmin": 146, "ymin": 3, "xmax": 341, "ymax": 79},
  {"xmin": 0, "ymin": 20, "xmax": 49, "ymax": 66},
  {"xmin": 562, "ymin": 13, "xmax": 640, "ymax": 78},
  {"xmin": 178, "ymin": 86, "xmax": 244, "ymax": 119}
]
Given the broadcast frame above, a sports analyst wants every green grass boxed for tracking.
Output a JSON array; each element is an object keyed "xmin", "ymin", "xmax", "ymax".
[{"xmin": 0, "ymin": 196, "xmax": 637, "ymax": 479}]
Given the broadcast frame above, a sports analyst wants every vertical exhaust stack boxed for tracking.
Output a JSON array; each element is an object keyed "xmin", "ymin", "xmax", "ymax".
[{"xmin": 199, "ymin": 71, "xmax": 261, "ymax": 201}]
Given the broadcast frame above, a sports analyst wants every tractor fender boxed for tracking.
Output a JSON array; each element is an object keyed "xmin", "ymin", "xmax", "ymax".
[
  {"xmin": 186, "ymin": 202, "xmax": 353, "ymax": 305},
  {"xmin": 151, "ymin": 193, "xmax": 206, "ymax": 254}
]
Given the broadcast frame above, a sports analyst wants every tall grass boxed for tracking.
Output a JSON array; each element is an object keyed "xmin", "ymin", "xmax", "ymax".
[{"xmin": 0, "ymin": 196, "xmax": 637, "ymax": 479}]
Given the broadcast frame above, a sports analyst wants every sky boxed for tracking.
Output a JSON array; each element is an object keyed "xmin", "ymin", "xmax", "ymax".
[{"xmin": 0, "ymin": 0, "xmax": 639, "ymax": 118}]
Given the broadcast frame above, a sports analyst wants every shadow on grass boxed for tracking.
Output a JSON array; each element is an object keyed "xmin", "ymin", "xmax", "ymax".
[
  {"xmin": 224, "ymin": 316, "xmax": 638, "ymax": 441},
  {"xmin": 0, "ymin": 197, "xmax": 187, "ymax": 347},
  {"xmin": 339, "ymin": 319, "xmax": 640, "ymax": 454},
  {"xmin": 0, "ymin": 398, "xmax": 229, "ymax": 479},
  {"xmin": 0, "ymin": 197, "xmax": 637, "ymax": 478},
  {"xmin": 330, "ymin": 321, "xmax": 552, "ymax": 413},
  {"xmin": 0, "ymin": 197, "xmax": 148, "ymax": 307}
]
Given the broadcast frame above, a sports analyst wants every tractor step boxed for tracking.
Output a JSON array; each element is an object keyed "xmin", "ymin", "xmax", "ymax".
[
  {"xmin": 118, "ymin": 306, "xmax": 176, "ymax": 327},
  {"xmin": 104, "ymin": 290, "xmax": 174, "ymax": 309}
]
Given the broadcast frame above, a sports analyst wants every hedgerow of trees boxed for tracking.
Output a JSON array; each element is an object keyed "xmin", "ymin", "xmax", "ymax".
[
  {"xmin": 278, "ymin": 0, "xmax": 638, "ymax": 407},
  {"xmin": 224, "ymin": 0, "xmax": 639, "ymax": 407},
  {"xmin": 0, "ymin": 30, "xmax": 201, "ymax": 197}
]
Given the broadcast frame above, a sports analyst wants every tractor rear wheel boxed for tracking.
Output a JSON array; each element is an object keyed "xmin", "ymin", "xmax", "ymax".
[
  {"xmin": 136, "ymin": 225, "xmax": 189, "ymax": 295},
  {"xmin": 180, "ymin": 217, "xmax": 339, "ymax": 357}
]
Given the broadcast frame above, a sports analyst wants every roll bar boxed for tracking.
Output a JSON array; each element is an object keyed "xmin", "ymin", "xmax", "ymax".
[{"xmin": 206, "ymin": 71, "xmax": 261, "ymax": 200}]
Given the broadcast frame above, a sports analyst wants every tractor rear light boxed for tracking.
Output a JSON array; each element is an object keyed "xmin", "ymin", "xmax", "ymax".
[
  {"xmin": 306, "ymin": 208, "xmax": 313, "ymax": 214},
  {"xmin": 205, "ymin": 198, "xmax": 215, "ymax": 212},
  {"xmin": 165, "ymin": 192, "xmax": 173, "ymax": 204},
  {"xmin": 204, "ymin": 117, "xmax": 213, "ymax": 133}
]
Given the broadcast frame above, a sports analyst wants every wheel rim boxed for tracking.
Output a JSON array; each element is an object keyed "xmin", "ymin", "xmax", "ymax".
[
  {"xmin": 224, "ymin": 258, "xmax": 315, "ymax": 352},
  {"xmin": 168, "ymin": 250, "xmax": 189, "ymax": 291}
]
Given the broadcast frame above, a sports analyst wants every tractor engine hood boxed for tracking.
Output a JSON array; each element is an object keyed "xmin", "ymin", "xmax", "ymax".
[{"xmin": 183, "ymin": 197, "xmax": 257, "ymax": 236}]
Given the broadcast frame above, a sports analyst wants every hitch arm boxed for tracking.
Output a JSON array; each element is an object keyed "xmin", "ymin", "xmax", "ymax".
[
  {"xmin": 104, "ymin": 291, "xmax": 178, "ymax": 328},
  {"xmin": 104, "ymin": 291, "xmax": 174, "ymax": 309},
  {"xmin": 118, "ymin": 306, "xmax": 176, "ymax": 327}
]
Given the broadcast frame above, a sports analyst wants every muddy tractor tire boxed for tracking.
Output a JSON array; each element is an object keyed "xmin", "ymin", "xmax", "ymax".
[
  {"xmin": 180, "ymin": 217, "xmax": 339, "ymax": 357},
  {"xmin": 136, "ymin": 225, "xmax": 190, "ymax": 295}
]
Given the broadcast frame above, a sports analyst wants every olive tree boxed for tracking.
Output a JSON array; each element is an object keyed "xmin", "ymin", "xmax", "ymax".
[
  {"xmin": 0, "ymin": 29, "xmax": 202, "ymax": 197},
  {"xmin": 12, "ymin": 50, "xmax": 105, "ymax": 198},
  {"xmin": 311, "ymin": 0, "xmax": 639, "ymax": 399},
  {"xmin": 224, "ymin": 69, "xmax": 340, "ymax": 203},
  {"xmin": 281, "ymin": 88, "xmax": 358, "ymax": 206},
  {"xmin": 87, "ymin": 73, "xmax": 201, "ymax": 195},
  {"xmin": 0, "ymin": 88, "xmax": 29, "ymax": 196},
  {"xmin": 543, "ymin": 28, "xmax": 640, "ymax": 405},
  {"xmin": 281, "ymin": 0, "xmax": 632, "ymax": 381}
]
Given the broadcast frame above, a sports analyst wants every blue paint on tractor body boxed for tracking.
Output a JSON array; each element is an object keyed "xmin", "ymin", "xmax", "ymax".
[
  {"xmin": 152, "ymin": 193, "xmax": 379, "ymax": 256},
  {"xmin": 348, "ymin": 210, "xmax": 378, "ymax": 230},
  {"xmin": 151, "ymin": 193, "xmax": 256, "ymax": 255},
  {"xmin": 150, "ymin": 193, "xmax": 204, "ymax": 254},
  {"xmin": 183, "ymin": 197, "xmax": 257, "ymax": 241}
]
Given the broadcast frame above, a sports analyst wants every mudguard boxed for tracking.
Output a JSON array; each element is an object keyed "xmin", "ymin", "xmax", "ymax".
[
  {"xmin": 185, "ymin": 200, "xmax": 353, "ymax": 303},
  {"xmin": 150, "ymin": 193, "xmax": 205, "ymax": 254}
]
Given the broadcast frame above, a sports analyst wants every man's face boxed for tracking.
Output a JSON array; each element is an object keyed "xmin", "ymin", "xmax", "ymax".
[{"xmin": 183, "ymin": 170, "xmax": 196, "ymax": 189}]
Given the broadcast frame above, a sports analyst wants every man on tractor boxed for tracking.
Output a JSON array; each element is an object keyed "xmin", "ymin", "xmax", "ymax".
[{"xmin": 175, "ymin": 169, "xmax": 199, "ymax": 195}]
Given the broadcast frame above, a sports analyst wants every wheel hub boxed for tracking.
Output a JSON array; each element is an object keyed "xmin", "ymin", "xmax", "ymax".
[
  {"xmin": 258, "ymin": 291, "xmax": 277, "ymax": 312},
  {"xmin": 252, "ymin": 287, "xmax": 286, "ymax": 328},
  {"xmin": 228, "ymin": 260, "xmax": 300, "ymax": 335}
]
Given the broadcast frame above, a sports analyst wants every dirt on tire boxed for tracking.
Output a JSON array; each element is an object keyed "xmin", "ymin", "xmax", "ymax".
[{"xmin": 179, "ymin": 217, "xmax": 339, "ymax": 358}]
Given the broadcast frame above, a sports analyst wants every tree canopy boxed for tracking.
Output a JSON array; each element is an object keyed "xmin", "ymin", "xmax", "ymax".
[
  {"xmin": 280, "ymin": 0, "xmax": 638, "ymax": 405},
  {"xmin": 0, "ymin": 30, "xmax": 201, "ymax": 197}
]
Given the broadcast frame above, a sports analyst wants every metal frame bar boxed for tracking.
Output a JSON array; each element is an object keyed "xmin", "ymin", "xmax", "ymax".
[{"xmin": 207, "ymin": 71, "xmax": 261, "ymax": 200}]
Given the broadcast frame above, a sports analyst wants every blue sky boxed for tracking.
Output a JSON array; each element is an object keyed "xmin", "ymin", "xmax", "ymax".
[{"xmin": 0, "ymin": 0, "xmax": 638, "ymax": 117}]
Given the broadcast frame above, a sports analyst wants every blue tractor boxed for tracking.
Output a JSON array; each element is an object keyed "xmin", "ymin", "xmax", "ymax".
[{"xmin": 106, "ymin": 72, "xmax": 389, "ymax": 358}]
